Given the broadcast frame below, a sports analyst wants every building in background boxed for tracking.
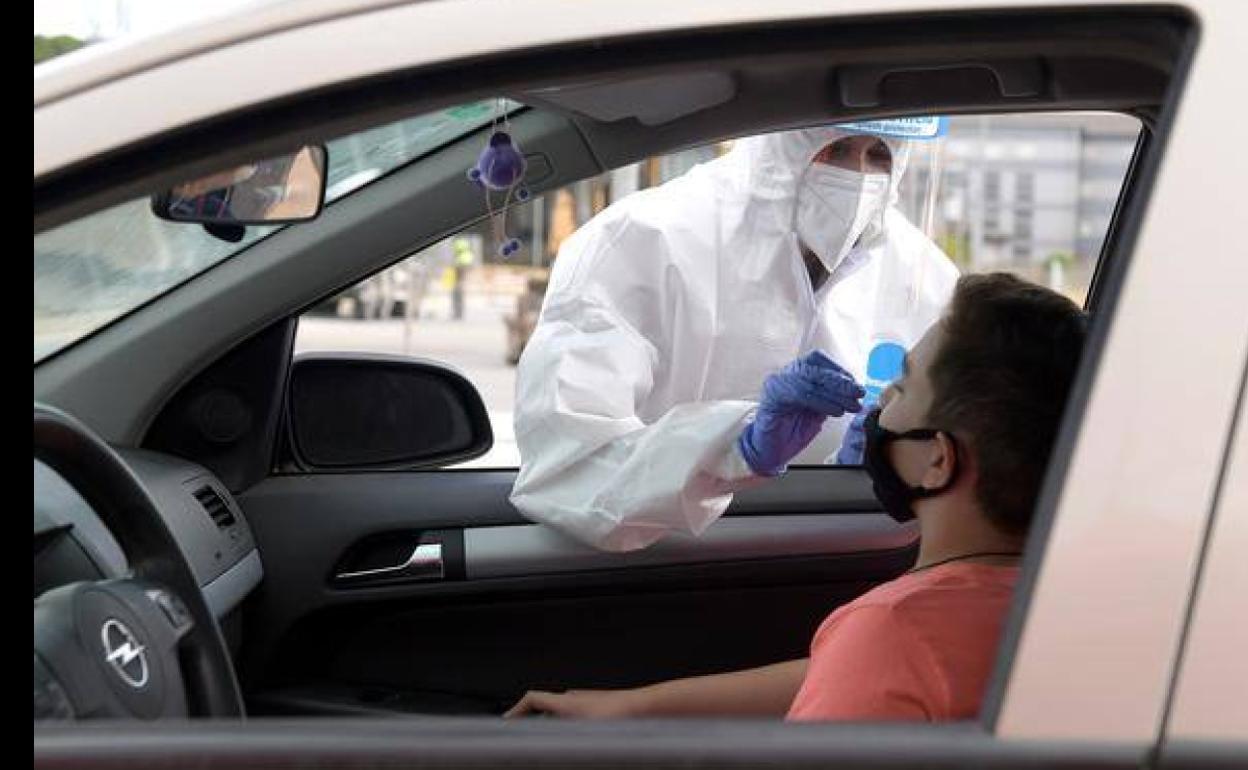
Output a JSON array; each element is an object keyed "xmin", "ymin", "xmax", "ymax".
[{"xmin": 898, "ymin": 113, "xmax": 1139, "ymax": 300}]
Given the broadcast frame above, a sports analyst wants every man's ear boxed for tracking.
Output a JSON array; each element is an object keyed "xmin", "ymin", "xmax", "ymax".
[{"xmin": 921, "ymin": 432, "xmax": 958, "ymax": 490}]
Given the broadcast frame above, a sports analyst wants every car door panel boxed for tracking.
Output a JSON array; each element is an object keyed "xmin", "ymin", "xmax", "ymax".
[
  {"xmin": 238, "ymin": 468, "xmax": 910, "ymax": 715},
  {"xmin": 464, "ymin": 514, "xmax": 914, "ymax": 579}
]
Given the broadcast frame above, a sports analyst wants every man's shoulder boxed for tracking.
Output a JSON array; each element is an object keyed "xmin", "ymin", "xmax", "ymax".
[
  {"xmin": 557, "ymin": 186, "xmax": 686, "ymax": 257},
  {"xmin": 841, "ymin": 572, "xmax": 933, "ymax": 614},
  {"xmin": 807, "ymin": 578, "xmax": 919, "ymax": 642},
  {"xmin": 842, "ymin": 565, "xmax": 1020, "ymax": 615},
  {"xmin": 550, "ymin": 180, "xmax": 724, "ymax": 293}
]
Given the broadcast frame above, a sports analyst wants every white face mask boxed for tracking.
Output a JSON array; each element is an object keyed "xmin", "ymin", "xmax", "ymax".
[{"xmin": 794, "ymin": 165, "xmax": 890, "ymax": 275}]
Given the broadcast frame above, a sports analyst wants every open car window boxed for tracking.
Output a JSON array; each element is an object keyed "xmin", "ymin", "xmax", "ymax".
[{"xmin": 294, "ymin": 110, "xmax": 1141, "ymax": 469}]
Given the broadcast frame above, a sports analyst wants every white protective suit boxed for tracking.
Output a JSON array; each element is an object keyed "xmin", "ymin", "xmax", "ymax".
[{"xmin": 510, "ymin": 126, "xmax": 959, "ymax": 552}]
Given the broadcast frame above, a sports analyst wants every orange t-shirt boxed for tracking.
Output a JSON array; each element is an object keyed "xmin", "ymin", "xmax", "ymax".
[{"xmin": 786, "ymin": 562, "xmax": 1019, "ymax": 722}]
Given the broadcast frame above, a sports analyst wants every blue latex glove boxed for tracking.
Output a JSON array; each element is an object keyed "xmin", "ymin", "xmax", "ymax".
[
  {"xmin": 738, "ymin": 351, "xmax": 865, "ymax": 477},
  {"xmin": 835, "ymin": 408, "xmax": 869, "ymax": 465}
]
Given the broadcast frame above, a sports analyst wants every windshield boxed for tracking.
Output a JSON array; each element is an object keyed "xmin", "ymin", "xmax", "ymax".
[{"xmin": 33, "ymin": 99, "xmax": 515, "ymax": 363}]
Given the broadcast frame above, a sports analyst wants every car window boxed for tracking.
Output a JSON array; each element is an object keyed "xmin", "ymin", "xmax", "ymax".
[
  {"xmin": 32, "ymin": 99, "xmax": 518, "ymax": 363},
  {"xmin": 294, "ymin": 111, "xmax": 1141, "ymax": 469}
]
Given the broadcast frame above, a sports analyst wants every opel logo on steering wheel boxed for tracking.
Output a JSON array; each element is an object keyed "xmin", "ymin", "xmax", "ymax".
[{"xmin": 101, "ymin": 618, "xmax": 149, "ymax": 689}]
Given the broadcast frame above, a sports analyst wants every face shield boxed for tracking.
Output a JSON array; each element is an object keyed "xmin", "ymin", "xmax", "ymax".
[
  {"xmin": 827, "ymin": 117, "xmax": 949, "ymax": 407},
  {"xmin": 831, "ymin": 116, "xmax": 949, "ymax": 240}
]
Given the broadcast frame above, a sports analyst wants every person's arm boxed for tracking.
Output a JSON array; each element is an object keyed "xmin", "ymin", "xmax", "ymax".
[
  {"xmin": 510, "ymin": 287, "xmax": 761, "ymax": 553},
  {"xmin": 505, "ymin": 659, "xmax": 809, "ymax": 718}
]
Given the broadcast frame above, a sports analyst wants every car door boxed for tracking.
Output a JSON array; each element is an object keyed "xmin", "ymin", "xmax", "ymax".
[
  {"xmin": 1156, "ymin": 361, "xmax": 1248, "ymax": 767},
  {"xmin": 228, "ymin": 106, "xmax": 1145, "ymax": 717}
]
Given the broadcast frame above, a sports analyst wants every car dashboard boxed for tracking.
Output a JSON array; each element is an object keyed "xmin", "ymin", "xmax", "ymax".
[{"xmin": 33, "ymin": 449, "xmax": 262, "ymax": 622}]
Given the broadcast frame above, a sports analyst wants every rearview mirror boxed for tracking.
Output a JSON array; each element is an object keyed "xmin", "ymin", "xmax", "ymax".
[
  {"xmin": 151, "ymin": 145, "xmax": 328, "ymax": 226},
  {"xmin": 285, "ymin": 354, "xmax": 493, "ymax": 471}
]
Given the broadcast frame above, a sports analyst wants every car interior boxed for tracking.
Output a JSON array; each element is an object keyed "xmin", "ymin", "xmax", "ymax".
[{"xmin": 34, "ymin": 8, "xmax": 1194, "ymax": 725}]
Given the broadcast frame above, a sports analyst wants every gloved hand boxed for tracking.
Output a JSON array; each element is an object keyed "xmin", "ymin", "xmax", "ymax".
[
  {"xmin": 738, "ymin": 351, "xmax": 865, "ymax": 477},
  {"xmin": 835, "ymin": 407, "xmax": 869, "ymax": 465}
]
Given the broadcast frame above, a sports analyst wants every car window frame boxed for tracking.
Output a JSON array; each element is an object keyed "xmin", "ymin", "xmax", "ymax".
[{"xmin": 33, "ymin": 5, "xmax": 1214, "ymax": 765}]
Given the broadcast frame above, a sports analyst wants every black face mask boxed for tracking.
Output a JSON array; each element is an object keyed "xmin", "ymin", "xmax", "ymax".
[{"xmin": 862, "ymin": 409, "xmax": 959, "ymax": 523}]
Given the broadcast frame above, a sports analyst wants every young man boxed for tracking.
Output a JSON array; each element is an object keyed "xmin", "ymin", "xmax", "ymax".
[{"xmin": 506, "ymin": 273, "xmax": 1087, "ymax": 721}]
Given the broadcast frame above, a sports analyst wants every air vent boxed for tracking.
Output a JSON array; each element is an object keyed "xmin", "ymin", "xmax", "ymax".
[{"xmin": 194, "ymin": 485, "xmax": 236, "ymax": 530}]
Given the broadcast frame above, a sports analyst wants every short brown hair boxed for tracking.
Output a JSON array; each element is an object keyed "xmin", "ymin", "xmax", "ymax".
[{"xmin": 926, "ymin": 273, "xmax": 1087, "ymax": 535}]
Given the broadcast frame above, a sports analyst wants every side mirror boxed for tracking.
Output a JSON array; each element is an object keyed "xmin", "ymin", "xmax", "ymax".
[
  {"xmin": 151, "ymin": 145, "xmax": 328, "ymax": 226},
  {"xmin": 286, "ymin": 354, "xmax": 493, "ymax": 471}
]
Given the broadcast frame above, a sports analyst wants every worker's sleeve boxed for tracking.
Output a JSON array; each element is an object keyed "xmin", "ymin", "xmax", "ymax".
[{"xmin": 509, "ymin": 291, "xmax": 764, "ymax": 552}]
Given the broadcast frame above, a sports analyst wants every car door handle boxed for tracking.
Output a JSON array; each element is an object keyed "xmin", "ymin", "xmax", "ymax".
[{"xmin": 333, "ymin": 543, "xmax": 444, "ymax": 586}]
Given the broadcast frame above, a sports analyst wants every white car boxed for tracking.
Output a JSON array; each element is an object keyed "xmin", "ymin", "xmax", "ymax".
[{"xmin": 34, "ymin": 1, "xmax": 1246, "ymax": 767}]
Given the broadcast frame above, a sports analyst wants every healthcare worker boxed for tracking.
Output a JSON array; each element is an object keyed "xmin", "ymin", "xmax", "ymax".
[{"xmin": 511, "ymin": 119, "xmax": 959, "ymax": 552}]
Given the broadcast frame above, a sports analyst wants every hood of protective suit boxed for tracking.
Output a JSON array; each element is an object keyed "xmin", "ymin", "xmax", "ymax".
[
  {"xmin": 714, "ymin": 125, "xmax": 911, "ymax": 261},
  {"xmin": 721, "ymin": 125, "xmax": 911, "ymax": 205},
  {"xmin": 511, "ymin": 125, "xmax": 957, "ymax": 552}
]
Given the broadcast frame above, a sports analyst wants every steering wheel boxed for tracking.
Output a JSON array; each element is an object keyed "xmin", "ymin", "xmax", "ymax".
[{"xmin": 33, "ymin": 403, "xmax": 244, "ymax": 719}]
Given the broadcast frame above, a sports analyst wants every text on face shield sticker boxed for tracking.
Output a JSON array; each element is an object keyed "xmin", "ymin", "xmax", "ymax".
[{"xmin": 834, "ymin": 117, "xmax": 949, "ymax": 140}]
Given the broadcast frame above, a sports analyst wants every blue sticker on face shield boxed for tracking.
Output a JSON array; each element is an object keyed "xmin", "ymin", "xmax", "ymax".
[
  {"xmin": 834, "ymin": 117, "xmax": 948, "ymax": 140},
  {"xmin": 863, "ymin": 341, "xmax": 906, "ymax": 406}
]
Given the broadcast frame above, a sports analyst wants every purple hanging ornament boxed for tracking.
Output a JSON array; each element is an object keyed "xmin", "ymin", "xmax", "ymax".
[{"xmin": 467, "ymin": 129, "xmax": 531, "ymax": 258}]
